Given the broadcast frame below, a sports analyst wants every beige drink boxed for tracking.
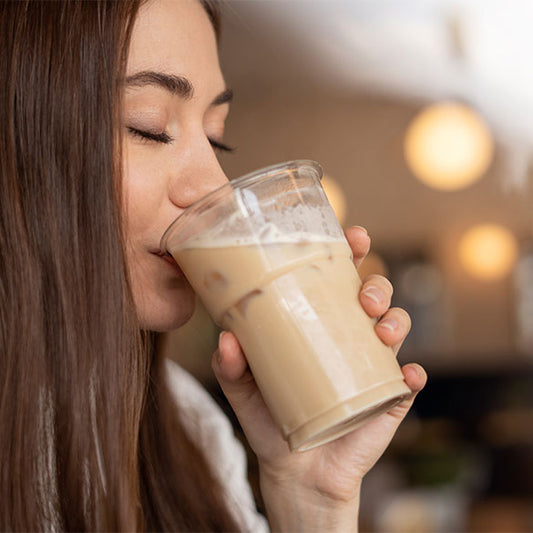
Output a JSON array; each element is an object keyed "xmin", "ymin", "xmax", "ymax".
[
  {"xmin": 175, "ymin": 238, "xmax": 410, "ymax": 451},
  {"xmin": 161, "ymin": 160, "xmax": 411, "ymax": 451}
]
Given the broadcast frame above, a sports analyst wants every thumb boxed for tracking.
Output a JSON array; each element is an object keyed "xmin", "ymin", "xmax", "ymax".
[
  {"xmin": 212, "ymin": 332, "xmax": 288, "ymax": 457},
  {"xmin": 211, "ymin": 331, "xmax": 270, "ymax": 424}
]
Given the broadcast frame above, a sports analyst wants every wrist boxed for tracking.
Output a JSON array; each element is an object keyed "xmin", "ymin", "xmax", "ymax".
[{"xmin": 259, "ymin": 466, "xmax": 362, "ymax": 532}]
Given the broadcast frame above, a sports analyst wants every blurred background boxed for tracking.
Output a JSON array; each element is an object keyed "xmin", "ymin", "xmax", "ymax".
[{"xmin": 162, "ymin": 1, "xmax": 533, "ymax": 531}]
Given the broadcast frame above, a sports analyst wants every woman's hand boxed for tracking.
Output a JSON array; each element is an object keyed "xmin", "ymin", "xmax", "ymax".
[{"xmin": 211, "ymin": 226, "xmax": 427, "ymax": 532}]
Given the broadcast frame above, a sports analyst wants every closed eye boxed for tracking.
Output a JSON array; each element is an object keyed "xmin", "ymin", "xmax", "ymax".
[
  {"xmin": 128, "ymin": 127, "xmax": 172, "ymax": 144},
  {"xmin": 127, "ymin": 126, "xmax": 234, "ymax": 153},
  {"xmin": 209, "ymin": 138, "xmax": 235, "ymax": 153}
]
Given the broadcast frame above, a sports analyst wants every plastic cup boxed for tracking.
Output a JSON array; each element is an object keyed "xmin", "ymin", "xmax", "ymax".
[{"xmin": 160, "ymin": 160, "xmax": 410, "ymax": 451}]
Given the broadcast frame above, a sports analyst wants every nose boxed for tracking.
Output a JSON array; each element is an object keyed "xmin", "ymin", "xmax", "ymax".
[{"xmin": 167, "ymin": 136, "xmax": 229, "ymax": 208}]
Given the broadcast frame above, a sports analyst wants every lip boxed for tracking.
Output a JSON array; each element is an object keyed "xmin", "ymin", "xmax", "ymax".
[{"xmin": 152, "ymin": 250, "xmax": 182, "ymax": 274}]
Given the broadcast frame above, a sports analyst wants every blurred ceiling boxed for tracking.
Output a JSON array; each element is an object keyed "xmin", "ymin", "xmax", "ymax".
[{"xmin": 221, "ymin": 0, "xmax": 533, "ymax": 189}]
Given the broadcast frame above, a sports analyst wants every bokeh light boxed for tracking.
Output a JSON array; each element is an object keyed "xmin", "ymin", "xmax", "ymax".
[
  {"xmin": 458, "ymin": 223, "xmax": 518, "ymax": 281},
  {"xmin": 404, "ymin": 102, "xmax": 494, "ymax": 191},
  {"xmin": 322, "ymin": 174, "xmax": 348, "ymax": 225}
]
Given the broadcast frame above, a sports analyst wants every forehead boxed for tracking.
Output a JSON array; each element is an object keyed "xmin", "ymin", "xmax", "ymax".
[{"xmin": 127, "ymin": 0, "xmax": 224, "ymax": 94}]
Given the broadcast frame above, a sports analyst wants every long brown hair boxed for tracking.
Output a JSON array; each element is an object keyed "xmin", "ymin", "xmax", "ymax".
[{"xmin": 0, "ymin": 0, "xmax": 239, "ymax": 530}]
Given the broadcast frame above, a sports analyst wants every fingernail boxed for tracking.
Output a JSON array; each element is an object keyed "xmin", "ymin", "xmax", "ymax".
[
  {"xmin": 351, "ymin": 225, "xmax": 368, "ymax": 235},
  {"xmin": 411, "ymin": 363, "xmax": 423, "ymax": 378},
  {"xmin": 377, "ymin": 317, "xmax": 398, "ymax": 331},
  {"xmin": 361, "ymin": 286, "xmax": 383, "ymax": 304}
]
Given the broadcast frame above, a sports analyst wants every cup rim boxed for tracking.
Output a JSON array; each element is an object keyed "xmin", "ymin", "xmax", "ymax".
[{"xmin": 159, "ymin": 159, "xmax": 322, "ymax": 253}]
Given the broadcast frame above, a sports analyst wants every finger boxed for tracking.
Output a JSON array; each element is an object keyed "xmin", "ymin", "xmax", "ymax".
[
  {"xmin": 213, "ymin": 331, "xmax": 250, "ymax": 382},
  {"xmin": 402, "ymin": 363, "xmax": 427, "ymax": 395},
  {"xmin": 389, "ymin": 363, "xmax": 427, "ymax": 418},
  {"xmin": 212, "ymin": 332, "xmax": 282, "ymax": 452},
  {"xmin": 344, "ymin": 226, "xmax": 370, "ymax": 269},
  {"xmin": 359, "ymin": 274, "xmax": 393, "ymax": 318},
  {"xmin": 374, "ymin": 364, "xmax": 426, "ymax": 429},
  {"xmin": 338, "ymin": 362, "xmax": 427, "ymax": 470},
  {"xmin": 212, "ymin": 331, "xmax": 271, "ymax": 422},
  {"xmin": 375, "ymin": 307, "xmax": 411, "ymax": 355}
]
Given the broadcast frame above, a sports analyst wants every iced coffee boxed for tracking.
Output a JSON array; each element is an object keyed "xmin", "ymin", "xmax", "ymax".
[{"xmin": 161, "ymin": 160, "xmax": 411, "ymax": 451}]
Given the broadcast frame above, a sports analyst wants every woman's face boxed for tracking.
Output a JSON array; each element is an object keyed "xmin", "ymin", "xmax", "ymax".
[{"xmin": 123, "ymin": 0, "xmax": 231, "ymax": 331}]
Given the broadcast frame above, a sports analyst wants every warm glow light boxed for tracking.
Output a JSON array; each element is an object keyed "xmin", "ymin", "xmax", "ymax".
[
  {"xmin": 404, "ymin": 102, "xmax": 494, "ymax": 191},
  {"xmin": 321, "ymin": 174, "xmax": 347, "ymax": 225},
  {"xmin": 458, "ymin": 224, "xmax": 518, "ymax": 281}
]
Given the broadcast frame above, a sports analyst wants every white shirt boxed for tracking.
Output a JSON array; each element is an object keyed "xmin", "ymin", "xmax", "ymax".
[{"xmin": 165, "ymin": 358, "xmax": 270, "ymax": 533}]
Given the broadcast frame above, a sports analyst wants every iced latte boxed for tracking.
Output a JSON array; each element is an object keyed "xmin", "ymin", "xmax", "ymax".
[{"xmin": 161, "ymin": 161, "xmax": 410, "ymax": 451}]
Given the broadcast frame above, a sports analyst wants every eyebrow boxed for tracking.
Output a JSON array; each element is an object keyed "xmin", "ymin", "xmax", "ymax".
[
  {"xmin": 126, "ymin": 71, "xmax": 194, "ymax": 99},
  {"xmin": 125, "ymin": 70, "xmax": 233, "ymax": 106}
]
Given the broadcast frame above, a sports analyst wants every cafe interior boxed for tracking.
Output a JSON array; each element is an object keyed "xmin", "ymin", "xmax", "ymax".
[{"xmin": 162, "ymin": 1, "xmax": 533, "ymax": 531}]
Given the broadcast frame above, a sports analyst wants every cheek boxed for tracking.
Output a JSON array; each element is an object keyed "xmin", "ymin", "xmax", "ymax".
[
  {"xmin": 122, "ymin": 142, "xmax": 164, "ymax": 240},
  {"xmin": 121, "ymin": 143, "xmax": 193, "ymax": 331}
]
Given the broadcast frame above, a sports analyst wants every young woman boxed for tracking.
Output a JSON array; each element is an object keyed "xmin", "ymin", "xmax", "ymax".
[{"xmin": 0, "ymin": 0, "xmax": 426, "ymax": 530}]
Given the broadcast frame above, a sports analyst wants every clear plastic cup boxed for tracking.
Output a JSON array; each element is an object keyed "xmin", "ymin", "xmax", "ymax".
[{"xmin": 160, "ymin": 160, "xmax": 410, "ymax": 451}]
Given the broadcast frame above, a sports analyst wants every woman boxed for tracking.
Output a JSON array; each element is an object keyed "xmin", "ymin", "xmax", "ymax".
[{"xmin": 0, "ymin": 0, "xmax": 426, "ymax": 530}]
